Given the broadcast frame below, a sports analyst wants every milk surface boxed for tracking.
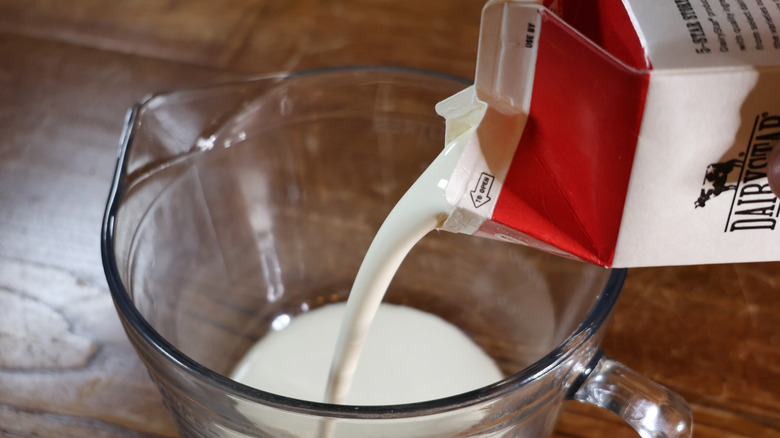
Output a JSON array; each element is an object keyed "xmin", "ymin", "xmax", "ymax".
[{"xmin": 231, "ymin": 302, "xmax": 503, "ymax": 405}]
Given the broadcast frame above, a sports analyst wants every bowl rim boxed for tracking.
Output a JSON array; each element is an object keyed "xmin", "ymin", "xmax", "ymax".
[{"xmin": 100, "ymin": 65, "xmax": 627, "ymax": 420}]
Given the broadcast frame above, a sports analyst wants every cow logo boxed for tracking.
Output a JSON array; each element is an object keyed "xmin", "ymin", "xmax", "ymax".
[
  {"xmin": 695, "ymin": 157, "xmax": 743, "ymax": 208},
  {"xmin": 695, "ymin": 113, "xmax": 780, "ymax": 232}
]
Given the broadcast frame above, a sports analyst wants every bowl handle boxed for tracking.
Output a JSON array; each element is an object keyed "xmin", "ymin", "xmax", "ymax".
[{"xmin": 571, "ymin": 353, "xmax": 693, "ymax": 437}]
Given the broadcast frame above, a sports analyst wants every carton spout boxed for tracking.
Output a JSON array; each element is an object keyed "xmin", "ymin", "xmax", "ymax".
[
  {"xmin": 434, "ymin": 1, "xmax": 540, "ymax": 237},
  {"xmin": 435, "ymin": 87, "xmax": 528, "ymax": 237}
]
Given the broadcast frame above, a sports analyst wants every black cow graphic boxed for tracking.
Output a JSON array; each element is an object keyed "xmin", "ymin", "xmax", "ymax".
[{"xmin": 695, "ymin": 158, "xmax": 744, "ymax": 208}]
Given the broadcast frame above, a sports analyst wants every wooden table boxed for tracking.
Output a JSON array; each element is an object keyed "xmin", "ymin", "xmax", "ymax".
[{"xmin": 1, "ymin": 1, "xmax": 778, "ymax": 436}]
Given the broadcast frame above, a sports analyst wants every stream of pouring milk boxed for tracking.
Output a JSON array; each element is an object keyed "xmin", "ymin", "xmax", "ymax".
[
  {"xmin": 232, "ymin": 124, "xmax": 504, "ymax": 407},
  {"xmin": 323, "ymin": 127, "xmax": 497, "ymax": 404}
]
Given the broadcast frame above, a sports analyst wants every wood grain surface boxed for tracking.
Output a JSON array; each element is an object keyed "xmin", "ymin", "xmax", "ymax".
[{"xmin": 0, "ymin": 1, "xmax": 778, "ymax": 437}]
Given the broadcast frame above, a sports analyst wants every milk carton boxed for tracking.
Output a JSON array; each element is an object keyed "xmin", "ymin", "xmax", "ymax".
[{"xmin": 437, "ymin": 0, "xmax": 780, "ymax": 267}]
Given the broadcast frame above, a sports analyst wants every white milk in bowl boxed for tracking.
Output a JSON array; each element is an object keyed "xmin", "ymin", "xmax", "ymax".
[{"xmin": 231, "ymin": 302, "xmax": 503, "ymax": 405}]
